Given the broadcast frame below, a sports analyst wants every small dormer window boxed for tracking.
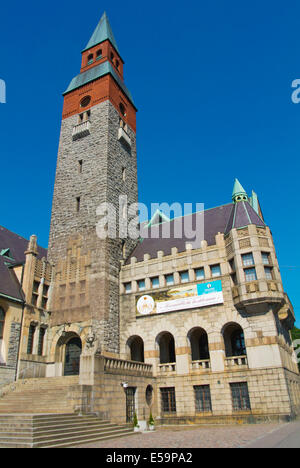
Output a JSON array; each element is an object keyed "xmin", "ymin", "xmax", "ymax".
[
  {"xmin": 110, "ymin": 52, "xmax": 114, "ymax": 62},
  {"xmin": 0, "ymin": 249, "xmax": 13, "ymax": 260},
  {"xmin": 116, "ymin": 60, "xmax": 119, "ymax": 70},
  {"xmin": 96, "ymin": 49, "xmax": 102, "ymax": 60},
  {"xmin": 87, "ymin": 54, "xmax": 94, "ymax": 65}
]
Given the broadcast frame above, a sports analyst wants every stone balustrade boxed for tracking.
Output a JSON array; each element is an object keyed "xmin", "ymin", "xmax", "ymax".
[
  {"xmin": 72, "ymin": 120, "xmax": 91, "ymax": 140},
  {"xmin": 104, "ymin": 357, "xmax": 152, "ymax": 376},
  {"xmin": 158, "ymin": 363, "xmax": 176, "ymax": 374},
  {"xmin": 191, "ymin": 359, "xmax": 211, "ymax": 371},
  {"xmin": 225, "ymin": 355, "xmax": 248, "ymax": 368}
]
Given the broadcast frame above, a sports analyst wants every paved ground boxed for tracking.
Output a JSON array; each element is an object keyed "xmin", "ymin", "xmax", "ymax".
[{"xmin": 74, "ymin": 422, "xmax": 297, "ymax": 448}]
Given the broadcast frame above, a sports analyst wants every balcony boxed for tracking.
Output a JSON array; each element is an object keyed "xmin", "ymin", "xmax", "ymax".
[
  {"xmin": 118, "ymin": 127, "xmax": 131, "ymax": 148},
  {"xmin": 72, "ymin": 120, "xmax": 91, "ymax": 140},
  {"xmin": 225, "ymin": 355, "xmax": 248, "ymax": 369},
  {"xmin": 191, "ymin": 359, "xmax": 211, "ymax": 371},
  {"xmin": 158, "ymin": 363, "xmax": 176, "ymax": 374}
]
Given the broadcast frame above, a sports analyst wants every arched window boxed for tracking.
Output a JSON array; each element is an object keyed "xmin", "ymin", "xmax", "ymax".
[
  {"xmin": 188, "ymin": 327, "xmax": 210, "ymax": 361},
  {"xmin": 127, "ymin": 335, "xmax": 144, "ymax": 362},
  {"xmin": 96, "ymin": 49, "xmax": 102, "ymax": 60},
  {"xmin": 0, "ymin": 308, "xmax": 5, "ymax": 339},
  {"xmin": 157, "ymin": 332, "xmax": 176, "ymax": 364},
  {"xmin": 223, "ymin": 323, "xmax": 246, "ymax": 357},
  {"xmin": 87, "ymin": 54, "xmax": 94, "ymax": 65}
]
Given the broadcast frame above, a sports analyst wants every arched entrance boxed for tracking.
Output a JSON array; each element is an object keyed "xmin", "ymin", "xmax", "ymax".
[
  {"xmin": 64, "ymin": 337, "xmax": 82, "ymax": 376},
  {"xmin": 55, "ymin": 332, "xmax": 82, "ymax": 376}
]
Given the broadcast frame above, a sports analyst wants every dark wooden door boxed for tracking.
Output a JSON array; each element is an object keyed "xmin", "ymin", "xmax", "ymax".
[
  {"xmin": 126, "ymin": 387, "xmax": 136, "ymax": 423},
  {"xmin": 64, "ymin": 337, "xmax": 82, "ymax": 376}
]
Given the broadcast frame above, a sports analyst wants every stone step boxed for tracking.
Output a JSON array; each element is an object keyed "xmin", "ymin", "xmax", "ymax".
[
  {"xmin": 0, "ymin": 425, "xmax": 130, "ymax": 442},
  {"xmin": 0, "ymin": 421, "xmax": 117, "ymax": 435},
  {"xmin": 0, "ymin": 413, "xmax": 134, "ymax": 449}
]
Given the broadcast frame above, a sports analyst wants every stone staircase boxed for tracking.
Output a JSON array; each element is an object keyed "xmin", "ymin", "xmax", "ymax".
[
  {"xmin": 0, "ymin": 376, "xmax": 80, "ymax": 414},
  {"xmin": 0, "ymin": 414, "xmax": 133, "ymax": 448},
  {"xmin": 0, "ymin": 376, "xmax": 134, "ymax": 447}
]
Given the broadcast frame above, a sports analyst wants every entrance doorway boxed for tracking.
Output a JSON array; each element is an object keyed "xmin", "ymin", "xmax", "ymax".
[
  {"xmin": 126, "ymin": 387, "xmax": 136, "ymax": 423},
  {"xmin": 64, "ymin": 336, "xmax": 82, "ymax": 376}
]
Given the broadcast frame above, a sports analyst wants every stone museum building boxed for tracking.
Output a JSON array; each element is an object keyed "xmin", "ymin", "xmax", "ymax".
[{"xmin": 0, "ymin": 12, "xmax": 299, "ymax": 444}]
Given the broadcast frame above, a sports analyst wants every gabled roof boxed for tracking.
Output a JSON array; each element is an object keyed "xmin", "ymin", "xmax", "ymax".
[
  {"xmin": 0, "ymin": 257, "xmax": 24, "ymax": 302},
  {"xmin": 0, "ymin": 226, "xmax": 46, "ymax": 265},
  {"xmin": 126, "ymin": 201, "xmax": 266, "ymax": 264},
  {"xmin": 0, "ymin": 225, "xmax": 46, "ymax": 302},
  {"xmin": 82, "ymin": 12, "xmax": 121, "ymax": 55}
]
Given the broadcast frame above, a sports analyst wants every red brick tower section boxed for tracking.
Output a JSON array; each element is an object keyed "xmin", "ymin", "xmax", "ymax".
[{"xmin": 62, "ymin": 15, "xmax": 136, "ymax": 132}]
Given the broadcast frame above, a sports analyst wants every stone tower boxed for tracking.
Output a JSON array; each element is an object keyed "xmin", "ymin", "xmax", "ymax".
[{"xmin": 48, "ymin": 12, "xmax": 138, "ymax": 354}]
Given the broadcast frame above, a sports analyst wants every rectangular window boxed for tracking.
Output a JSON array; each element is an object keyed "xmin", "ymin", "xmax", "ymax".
[
  {"xmin": 151, "ymin": 277, "xmax": 159, "ymax": 289},
  {"xmin": 160, "ymin": 387, "xmax": 176, "ymax": 413},
  {"xmin": 37, "ymin": 328, "xmax": 46, "ymax": 356},
  {"xmin": 262, "ymin": 252, "xmax": 270, "ymax": 265},
  {"xmin": 27, "ymin": 325, "xmax": 36, "ymax": 355},
  {"xmin": 244, "ymin": 267, "xmax": 257, "ymax": 282},
  {"xmin": 194, "ymin": 385, "xmax": 212, "ymax": 413},
  {"xmin": 166, "ymin": 274, "xmax": 174, "ymax": 286},
  {"xmin": 180, "ymin": 271, "xmax": 189, "ymax": 283},
  {"xmin": 138, "ymin": 280, "xmax": 145, "ymax": 291},
  {"xmin": 211, "ymin": 264, "xmax": 221, "ymax": 277},
  {"xmin": 124, "ymin": 282, "xmax": 132, "ymax": 294},
  {"xmin": 78, "ymin": 160, "xmax": 83, "ymax": 174},
  {"xmin": 230, "ymin": 382, "xmax": 251, "ymax": 411},
  {"xmin": 264, "ymin": 266, "xmax": 273, "ymax": 280},
  {"xmin": 31, "ymin": 293, "xmax": 38, "ymax": 307},
  {"xmin": 76, "ymin": 197, "xmax": 81, "ymax": 212},
  {"xmin": 242, "ymin": 253, "xmax": 254, "ymax": 267},
  {"xmin": 195, "ymin": 267, "xmax": 205, "ymax": 280}
]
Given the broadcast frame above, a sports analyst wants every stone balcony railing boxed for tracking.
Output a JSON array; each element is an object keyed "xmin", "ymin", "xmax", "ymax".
[
  {"xmin": 158, "ymin": 363, "xmax": 176, "ymax": 374},
  {"xmin": 225, "ymin": 355, "xmax": 248, "ymax": 369},
  {"xmin": 191, "ymin": 359, "xmax": 211, "ymax": 371},
  {"xmin": 104, "ymin": 357, "xmax": 152, "ymax": 376},
  {"xmin": 72, "ymin": 120, "xmax": 91, "ymax": 140}
]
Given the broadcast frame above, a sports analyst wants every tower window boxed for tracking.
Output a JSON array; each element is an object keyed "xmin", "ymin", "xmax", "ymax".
[
  {"xmin": 76, "ymin": 197, "xmax": 81, "ymax": 212},
  {"xmin": 110, "ymin": 52, "xmax": 114, "ymax": 62},
  {"xmin": 80, "ymin": 96, "xmax": 91, "ymax": 108},
  {"xmin": 78, "ymin": 160, "xmax": 83, "ymax": 174},
  {"xmin": 122, "ymin": 167, "xmax": 126, "ymax": 182},
  {"xmin": 119, "ymin": 103, "xmax": 126, "ymax": 117},
  {"xmin": 242, "ymin": 253, "xmax": 254, "ymax": 267},
  {"xmin": 87, "ymin": 54, "xmax": 94, "ymax": 65},
  {"xmin": 116, "ymin": 60, "xmax": 119, "ymax": 69},
  {"xmin": 96, "ymin": 49, "xmax": 102, "ymax": 60}
]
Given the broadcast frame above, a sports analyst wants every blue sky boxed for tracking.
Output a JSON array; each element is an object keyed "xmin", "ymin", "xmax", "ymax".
[{"xmin": 0, "ymin": 0, "xmax": 299, "ymax": 325}]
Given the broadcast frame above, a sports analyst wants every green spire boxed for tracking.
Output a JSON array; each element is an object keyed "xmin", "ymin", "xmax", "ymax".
[
  {"xmin": 232, "ymin": 178, "xmax": 248, "ymax": 203},
  {"xmin": 82, "ymin": 12, "xmax": 120, "ymax": 55}
]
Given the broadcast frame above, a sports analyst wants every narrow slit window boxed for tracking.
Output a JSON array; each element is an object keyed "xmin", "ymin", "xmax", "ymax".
[
  {"xmin": 76, "ymin": 197, "xmax": 81, "ymax": 212},
  {"xmin": 78, "ymin": 160, "xmax": 83, "ymax": 174}
]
